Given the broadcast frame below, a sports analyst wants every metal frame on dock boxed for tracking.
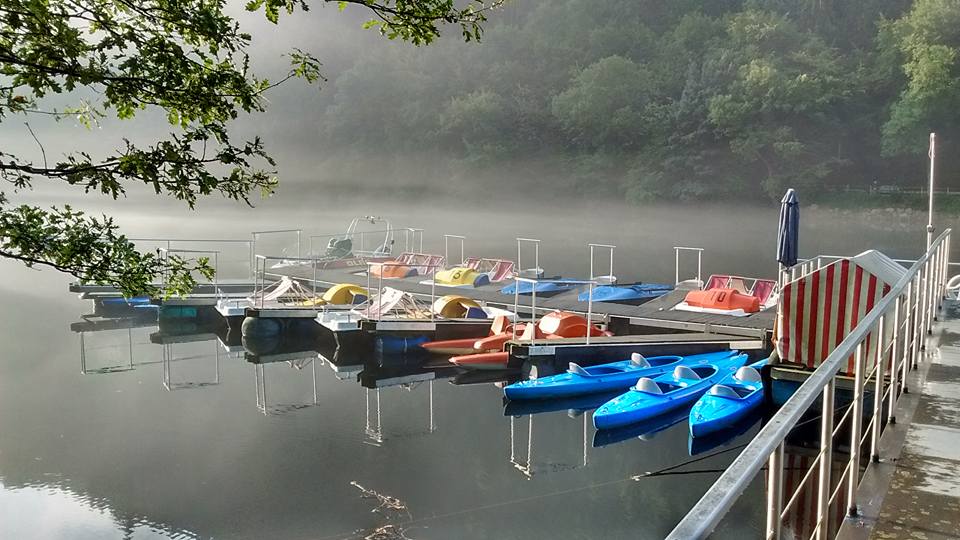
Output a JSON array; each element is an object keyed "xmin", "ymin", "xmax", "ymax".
[{"xmin": 667, "ymin": 229, "xmax": 951, "ymax": 540}]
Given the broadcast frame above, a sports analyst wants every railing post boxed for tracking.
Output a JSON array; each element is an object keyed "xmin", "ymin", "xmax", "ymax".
[
  {"xmin": 848, "ymin": 343, "xmax": 865, "ymax": 516},
  {"xmin": 872, "ymin": 316, "xmax": 886, "ymax": 462},
  {"xmin": 816, "ymin": 379, "xmax": 835, "ymax": 540},
  {"xmin": 889, "ymin": 297, "xmax": 901, "ymax": 424},
  {"xmin": 766, "ymin": 443, "xmax": 784, "ymax": 540},
  {"xmin": 912, "ymin": 272, "xmax": 923, "ymax": 366}
]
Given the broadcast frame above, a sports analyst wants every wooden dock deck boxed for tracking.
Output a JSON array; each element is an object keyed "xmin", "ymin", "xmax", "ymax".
[{"xmin": 269, "ymin": 264, "xmax": 776, "ymax": 338}]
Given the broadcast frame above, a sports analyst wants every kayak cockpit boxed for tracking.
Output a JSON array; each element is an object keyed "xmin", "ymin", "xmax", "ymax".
[{"xmin": 708, "ymin": 384, "xmax": 754, "ymax": 399}]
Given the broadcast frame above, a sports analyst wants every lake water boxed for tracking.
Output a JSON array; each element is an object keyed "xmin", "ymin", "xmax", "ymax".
[{"xmin": 0, "ymin": 198, "xmax": 945, "ymax": 539}]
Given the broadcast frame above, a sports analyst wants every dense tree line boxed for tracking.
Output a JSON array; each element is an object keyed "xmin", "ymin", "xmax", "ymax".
[{"xmin": 319, "ymin": 0, "xmax": 960, "ymax": 201}]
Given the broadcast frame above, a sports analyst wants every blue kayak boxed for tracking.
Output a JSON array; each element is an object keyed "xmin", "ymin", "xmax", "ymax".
[
  {"xmin": 503, "ymin": 390, "xmax": 623, "ymax": 417},
  {"xmin": 500, "ymin": 278, "xmax": 581, "ymax": 297},
  {"xmin": 688, "ymin": 358, "xmax": 768, "ymax": 438},
  {"xmin": 592, "ymin": 406, "xmax": 690, "ymax": 448},
  {"xmin": 577, "ymin": 283, "xmax": 673, "ymax": 305},
  {"xmin": 593, "ymin": 353, "xmax": 748, "ymax": 430},
  {"xmin": 503, "ymin": 350, "xmax": 740, "ymax": 401}
]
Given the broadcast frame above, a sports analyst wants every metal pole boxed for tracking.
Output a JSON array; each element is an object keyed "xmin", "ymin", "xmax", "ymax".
[
  {"xmin": 297, "ymin": 230, "xmax": 302, "ymax": 259},
  {"xmin": 872, "ymin": 316, "xmax": 886, "ymax": 462},
  {"xmin": 766, "ymin": 443, "xmax": 784, "ymax": 540},
  {"xmin": 586, "ymin": 283, "xmax": 593, "ymax": 346},
  {"xmin": 675, "ymin": 248, "xmax": 679, "ymax": 285},
  {"xmin": 816, "ymin": 379, "xmax": 835, "ymax": 540},
  {"xmin": 80, "ymin": 332, "xmax": 86, "ymax": 374},
  {"xmin": 889, "ymin": 298, "xmax": 901, "ymax": 424},
  {"xmin": 927, "ymin": 132, "xmax": 936, "ymax": 250},
  {"xmin": 847, "ymin": 343, "xmax": 865, "ymax": 516},
  {"xmin": 697, "ymin": 250, "xmax": 702, "ymax": 285}
]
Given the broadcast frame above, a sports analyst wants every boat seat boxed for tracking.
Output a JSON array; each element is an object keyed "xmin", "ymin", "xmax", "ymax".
[
  {"xmin": 735, "ymin": 366, "xmax": 762, "ymax": 383},
  {"xmin": 630, "ymin": 352, "xmax": 650, "ymax": 368},
  {"xmin": 635, "ymin": 377, "xmax": 662, "ymax": 394},
  {"xmin": 568, "ymin": 363, "xmax": 590, "ymax": 376},
  {"xmin": 673, "ymin": 365, "xmax": 701, "ymax": 380},
  {"xmin": 709, "ymin": 384, "xmax": 740, "ymax": 398}
]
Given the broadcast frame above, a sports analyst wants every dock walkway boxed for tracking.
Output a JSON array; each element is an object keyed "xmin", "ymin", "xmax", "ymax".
[
  {"xmin": 867, "ymin": 300, "xmax": 960, "ymax": 539},
  {"xmin": 840, "ymin": 299, "xmax": 960, "ymax": 540}
]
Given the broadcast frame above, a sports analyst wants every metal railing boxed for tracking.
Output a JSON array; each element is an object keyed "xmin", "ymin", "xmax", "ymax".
[
  {"xmin": 251, "ymin": 229, "xmax": 302, "ymax": 276},
  {"xmin": 364, "ymin": 260, "xmax": 441, "ymax": 322},
  {"xmin": 158, "ymin": 247, "xmax": 220, "ymax": 293},
  {"xmin": 306, "ymin": 227, "xmax": 423, "ymax": 258},
  {"xmin": 510, "ymin": 276, "xmax": 599, "ymax": 344},
  {"xmin": 444, "ymin": 234, "xmax": 466, "ymax": 266},
  {"xmin": 674, "ymin": 246, "xmax": 704, "ymax": 286},
  {"xmin": 668, "ymin": 228, "xmax": 951, "ymax": 540},
  {"xmin": 589, "ymin": 243, "xmax": 616, "ymax": 284},
  {"xmin": 517, "ymin": 237, "xmax": 542, "ymax": 276},
  {"xmin": 253, "ymin": 254, "xmax": 323, "ymax": 308}
]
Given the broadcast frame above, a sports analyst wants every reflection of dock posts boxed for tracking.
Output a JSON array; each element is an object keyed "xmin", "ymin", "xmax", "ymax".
[
  {"xmin": 508, "ymin": 414, "xmax": 589, "ymax": 478},
  {"xmin": 365, "ymin": 389, "xmax": 383, "ymax": 445},
  {"xmin": 254, "ymin": 357, "xmax": 319, "ymax": 415},
  {"xmin": 428, "ymin": 380, "xmax": 435, "ymax": 433},
  {"xmin": 673, "ymin": 246, "xmax": 704, "ymax": 286},
  {"xmin": 79, "ymin": 327, "xmax": 137, "ymax": 374},
  {"xmin": 509, "ymin": 415, "xmax": 534, "ymax": 478},
  {"xmin": 162, "ymin": 339, "xmax": 220, "ymax": 391}
]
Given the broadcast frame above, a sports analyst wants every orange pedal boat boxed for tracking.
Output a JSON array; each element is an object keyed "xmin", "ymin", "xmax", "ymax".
[
  {"xmin": 421, "ymin": 315, "xmax": 517, "ymax": 355},
  {"xmin": 449, "ymin": 311, "xmax": 613, "ymax": 370},
  {"xmin": 683, "ymin": 287, "xmax": 760, "ymax": 313}
]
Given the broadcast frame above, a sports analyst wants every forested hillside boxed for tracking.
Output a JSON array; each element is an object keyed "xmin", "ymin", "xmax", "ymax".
[{"xmin": 313, "ymin": 0, "xmax": 960, "ymax": 202}]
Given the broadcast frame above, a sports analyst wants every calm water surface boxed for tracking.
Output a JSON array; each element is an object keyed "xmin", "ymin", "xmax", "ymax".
[{"xmin": 0, "ymin": 199, "xmax": 944, "ymax": 539}]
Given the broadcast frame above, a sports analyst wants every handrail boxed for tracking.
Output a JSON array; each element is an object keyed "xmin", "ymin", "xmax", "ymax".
[
  {"xmin": 674, "ymin": 246, "xmax": 704, "ymax": 286},
  {"xmin": 668, "ymin": 228, "xmax": 951, "ymax": 540}
]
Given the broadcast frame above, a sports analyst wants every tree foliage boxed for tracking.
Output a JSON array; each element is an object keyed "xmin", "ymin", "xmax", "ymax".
[
  {"xmin": 321, "ymin": 0, "xmax": 957, "ymax": 201},
  {"xmin": 0, "ymin": 0, "xmax": 501, "ymax": 296}
]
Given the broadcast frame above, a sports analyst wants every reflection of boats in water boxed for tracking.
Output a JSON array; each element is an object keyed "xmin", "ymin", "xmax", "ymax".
[
  {"xmin": 592, "ymin": 406, "xmax": 689, "ymax": 448},
  {"xmin": 503, "ymin": 391, "xmax": 621, "ymax": 417},
  {"xmin": 687, "ymin": 413, "xmax": 760, "ymax": 456}
]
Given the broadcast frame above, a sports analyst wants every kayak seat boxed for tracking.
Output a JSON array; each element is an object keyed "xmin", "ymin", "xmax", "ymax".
[
  {"xmin": 630, "ymin": 352, "xmax": 650, "ymax": 367},
  {"xmin": 674, "ymin": 365, "xmax": 701, "ymax": 380},
  {"xmin": 709, "ymin": 384, "xmax": 740, "ymax": 398},
  {"xmin": 635, "ymin": 377, "xmax": 662, "ymax": 394},
  {"xmin": 568, "ymin": 363, "xmax": 590, "ymax": 376},
  {"xmin": 735, "ymin": 366, "xmax": 762, "ymax": 383}
]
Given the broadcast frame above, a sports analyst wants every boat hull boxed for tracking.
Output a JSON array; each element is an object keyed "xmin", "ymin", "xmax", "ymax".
[
  {"xmin": 449, "ymin": 351, "xmax": 509, "ymax": 370},
  {"xmin": 593, "ymin": 355, "xmax": 746, "ymax": 430},
  {"xmin": 503, "ymin": 350, "xmax": 739, "ymax": 400},
  {"xmin": 689, "ymin": 392, "xmax": 763, "ymax": 438}
]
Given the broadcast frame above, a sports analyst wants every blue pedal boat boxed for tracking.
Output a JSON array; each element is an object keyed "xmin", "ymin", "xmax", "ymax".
[
  {"xmin": 500, "ymin": 278, "xmax": 581, "ymax": 297},
  {"xmin": 503, "ymin": 350, "xmax": 740, "ymax": 401},
  {"xmin": 577, "ymin": 283, "xmax": 674, "ymax": 305},
  {"xmin": 688, "ymin": 358, "xmax": 768, "ymax": 438},
  {"xmin": 592, "ymin": 353, "xmax": 748, "ymax": 430}
]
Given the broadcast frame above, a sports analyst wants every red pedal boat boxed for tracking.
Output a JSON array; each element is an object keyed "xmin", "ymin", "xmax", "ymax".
[{"xmin": 449, "ymin": 311, "xmax": 612, "ymax": 370}]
